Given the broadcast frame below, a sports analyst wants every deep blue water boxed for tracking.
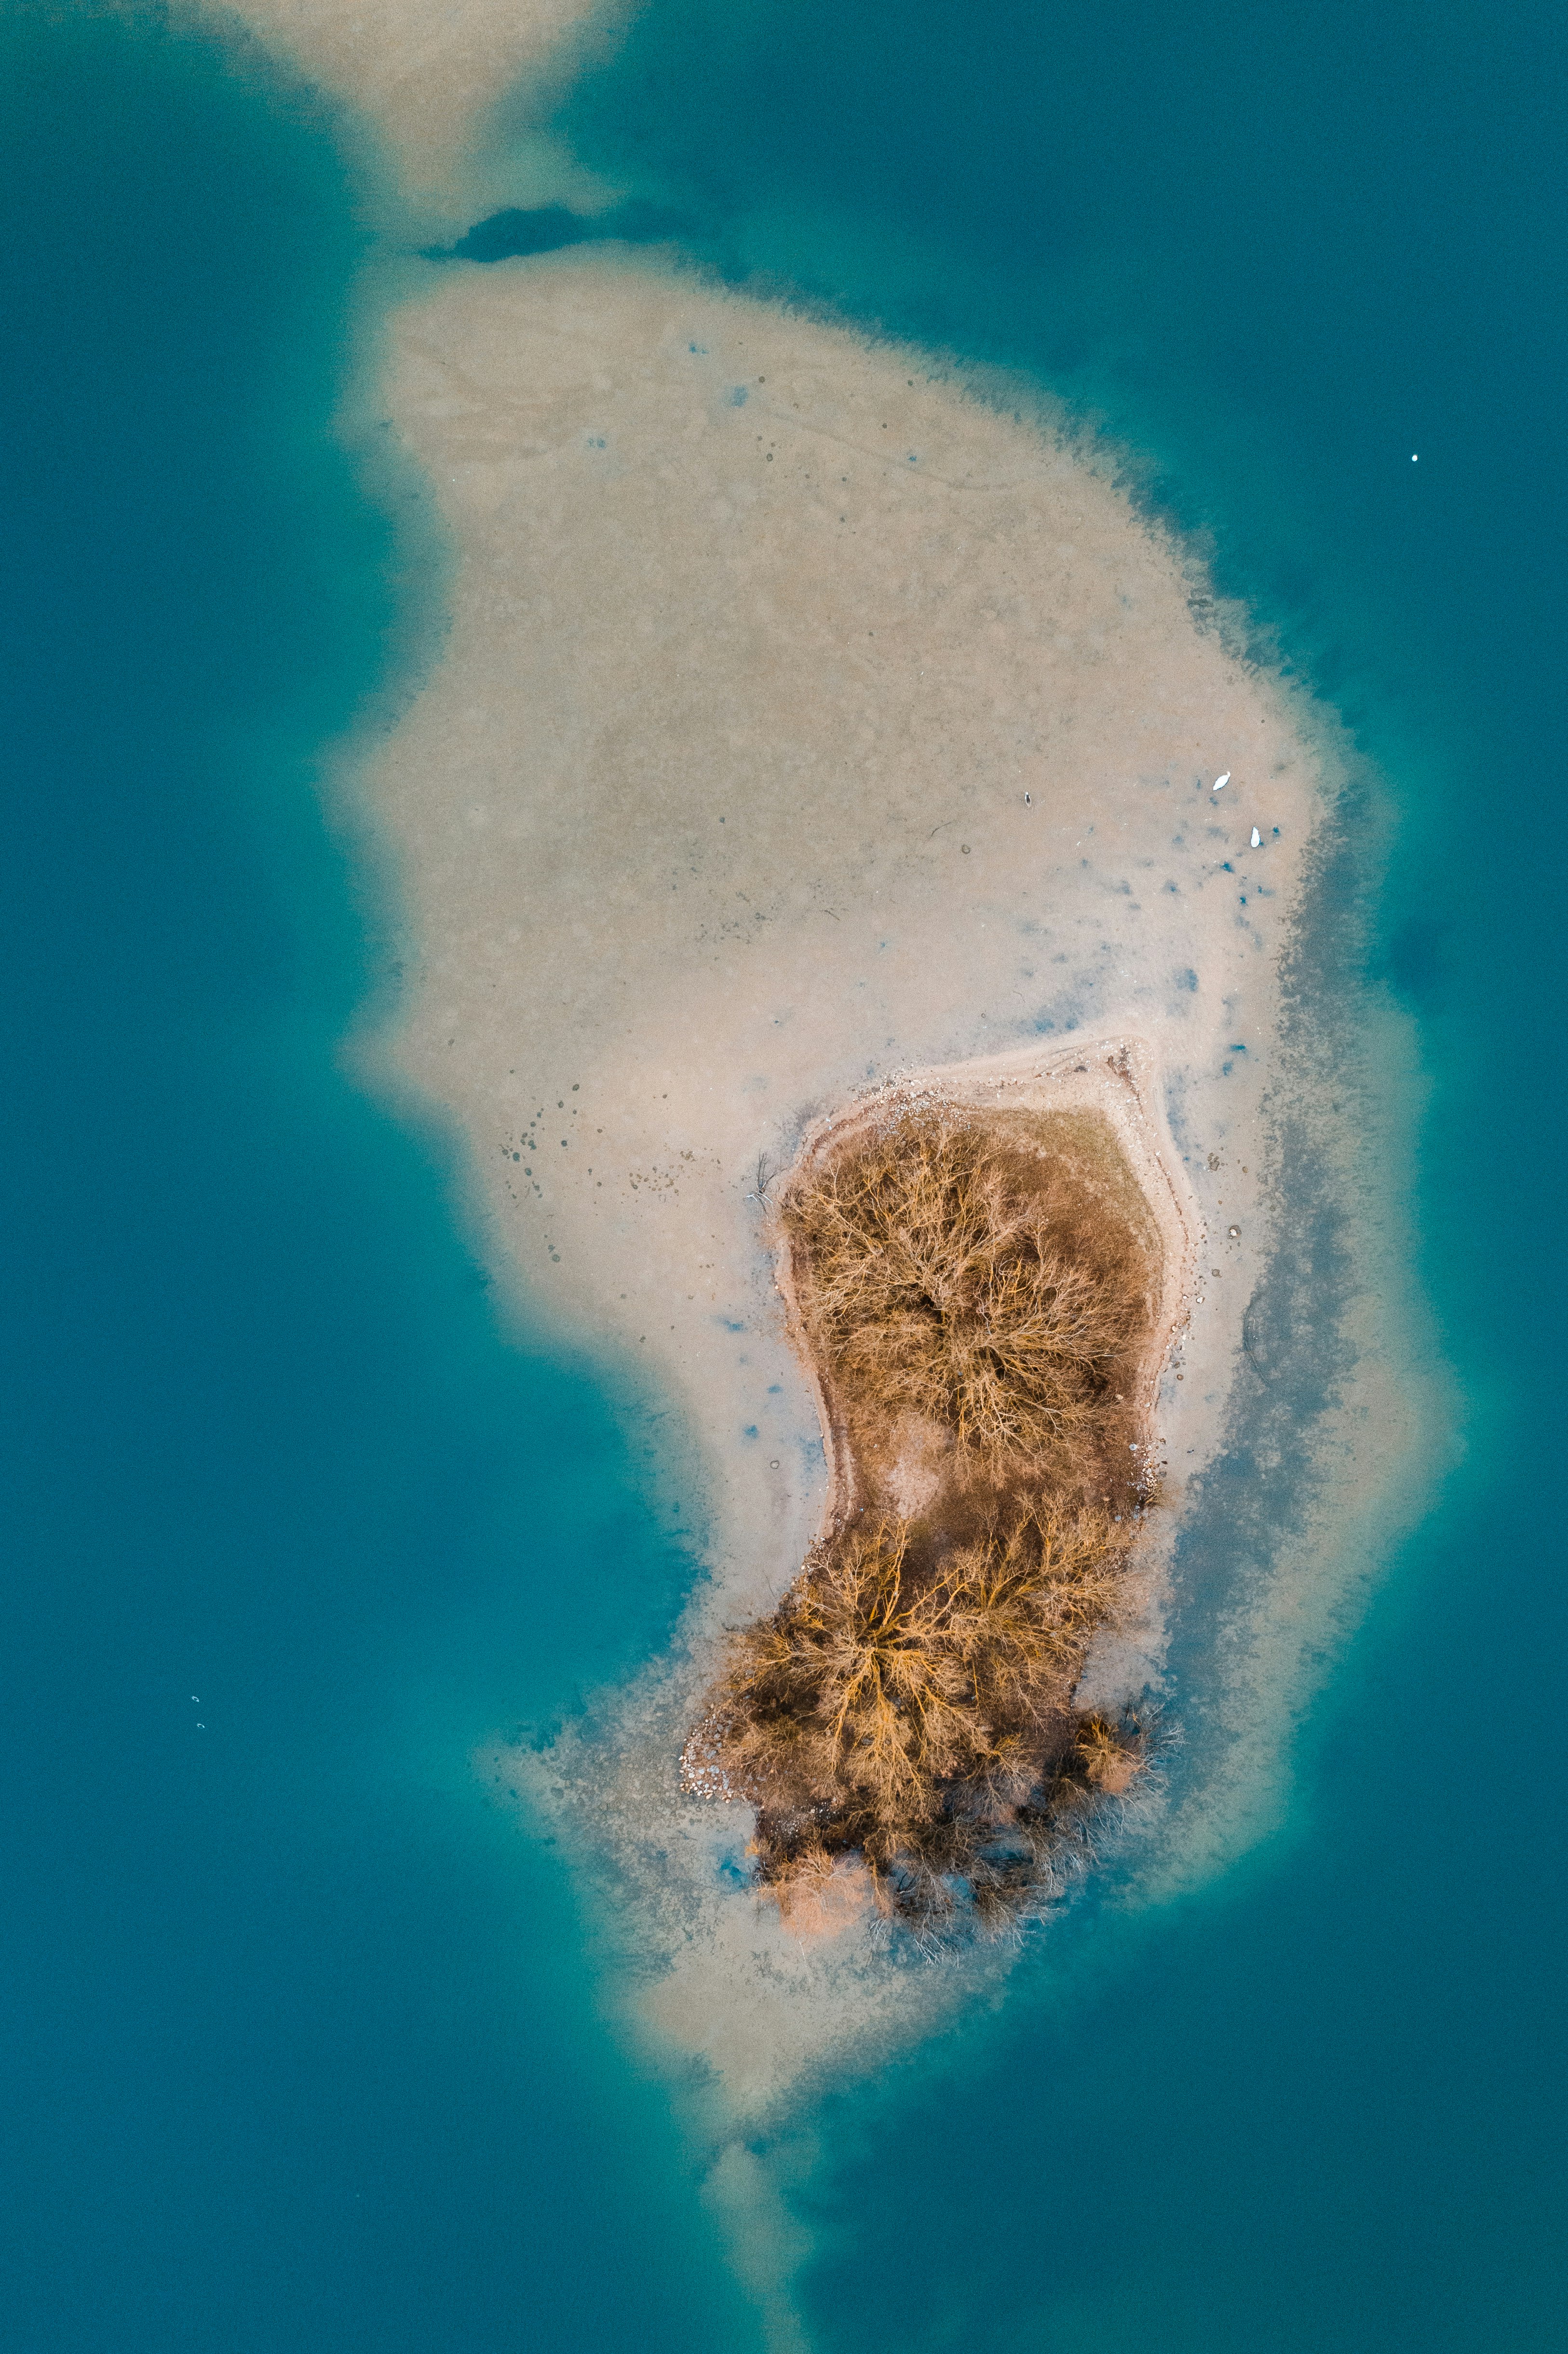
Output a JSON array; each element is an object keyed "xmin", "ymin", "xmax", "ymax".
[{"xmin": 4, "ymin": 3, "xmax": 1566, "ymax": 2350}]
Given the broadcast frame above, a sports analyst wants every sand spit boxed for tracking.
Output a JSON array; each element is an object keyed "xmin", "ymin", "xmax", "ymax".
[
  {"xmin": 162, "ymin": 11, "xmax": 1442, "ymax": 2331},
  {"xmin": 183, "ymin": 0, "xmax": 618, "ymax": 212}
]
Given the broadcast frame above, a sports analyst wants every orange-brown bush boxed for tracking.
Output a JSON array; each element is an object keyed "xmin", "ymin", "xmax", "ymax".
[
  {"xmin": 784, "ymin": 1116, "xmax": 1144, "ymax": 1474},
  {"xmin": 686, "ymin": 1510, "xmax": 1148, "ymax": 1931},
  {"xmin": 682, "ymin": 1109, "xmax": 1157, "ymax": 1935}
]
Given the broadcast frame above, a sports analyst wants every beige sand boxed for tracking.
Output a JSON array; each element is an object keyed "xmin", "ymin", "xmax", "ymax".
[
  {"xmin": 184, "ymin": 0, "xmax": 619, "ymax": 213},
  {"xmin": 359, "ymin": 249, "xmax": 1309, "ymax": 1617}
]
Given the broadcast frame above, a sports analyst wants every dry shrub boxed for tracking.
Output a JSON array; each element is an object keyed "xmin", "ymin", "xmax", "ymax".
[
  {"xmin": 693, "ymin": 1511, "xmax": 1148, "ymax": 1932},
  {"xmin": 682, "ymin": 1104, "xmax": 1158, "ymax": 1936},
  {"xmin": 785, "ymin": 1115, "xmax": 1142, "ymax": 1472}
]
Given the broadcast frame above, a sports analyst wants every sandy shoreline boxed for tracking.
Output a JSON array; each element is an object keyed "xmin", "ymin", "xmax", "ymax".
[
  {"xmin": 306, "ymin": 240, "xmax": 1352, "ymax": 2109},
  {"xmin": 181, "ymin": 0, "xmax": 621, "ymax": 221}
]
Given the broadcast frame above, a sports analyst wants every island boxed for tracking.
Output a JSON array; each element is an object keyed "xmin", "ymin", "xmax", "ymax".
[{"xmin": 682, "ymin": 1044, "xmax": 1188, "ymax": 1932}]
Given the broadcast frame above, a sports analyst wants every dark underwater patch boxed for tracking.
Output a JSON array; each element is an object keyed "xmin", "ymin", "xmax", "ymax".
[{"xmin": 429, "ymin": 196, "xmax": 693, "ymax": 264}]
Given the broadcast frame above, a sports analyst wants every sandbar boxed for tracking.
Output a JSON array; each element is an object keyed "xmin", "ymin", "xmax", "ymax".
[
  {"xmin": 335, "ymin": 245, "xmax": 1349, "ymax": 2104},
  {"xmin": 184, "ymin": 0, "xmax": 617, "ymax": 215}
]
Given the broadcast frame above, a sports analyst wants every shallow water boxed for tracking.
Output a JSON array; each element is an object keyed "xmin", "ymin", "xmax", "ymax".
[{"xmin": 5, "ymin": 2, "xmax": 1567, "ymax": 2349}]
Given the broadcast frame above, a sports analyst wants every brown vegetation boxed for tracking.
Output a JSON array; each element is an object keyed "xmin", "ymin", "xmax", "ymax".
[
  {"xmin": 683, "ymin": 1106, "xmax": 1162, "ymax": 1936},
  {"xmin": 790, "ymin": 1113, "xmax": 1148, "ymax": 1482}
]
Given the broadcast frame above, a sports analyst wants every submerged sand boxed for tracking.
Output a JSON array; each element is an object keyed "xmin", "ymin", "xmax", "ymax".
[{"xmin": 185, "ymin": 0, "xmax": 618, "ymax": 216}]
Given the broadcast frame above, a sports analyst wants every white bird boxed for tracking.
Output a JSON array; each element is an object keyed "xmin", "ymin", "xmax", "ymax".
[
  {"xmin": 1251, "ymin": 827, "xmax": 1262, "ymax": 847},
  {"xmin": 1213, "ymin": 772, "xmax": 1230, "ymax": 793}
]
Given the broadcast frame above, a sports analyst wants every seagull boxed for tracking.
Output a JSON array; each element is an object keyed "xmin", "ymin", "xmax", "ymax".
[
  {"xmin": 1250, "ymin": 827, "xmax": 1262, "ymax": 848},
  {"xmin": 1213, "ymin": 772, "xmax": 1230, "ymax": 794}
]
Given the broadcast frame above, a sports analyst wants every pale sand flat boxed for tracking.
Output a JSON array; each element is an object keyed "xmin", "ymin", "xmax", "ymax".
[
  {"xmin": 359, "ymin": 250, "xmax": 1315, "ymax": 1630},
  {"xmin": 183, "ymin": 0, "xmax": 617, "ymax": 208}
]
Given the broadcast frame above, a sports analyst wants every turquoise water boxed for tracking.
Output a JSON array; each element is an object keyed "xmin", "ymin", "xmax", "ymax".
[
  {"xmin": 0, "ymin": 14, "xmax": 754, "ymax": 2349},
  {"xmin": 4, "ymin": 3, "xmax": 1566, "ymax": 2349}
]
